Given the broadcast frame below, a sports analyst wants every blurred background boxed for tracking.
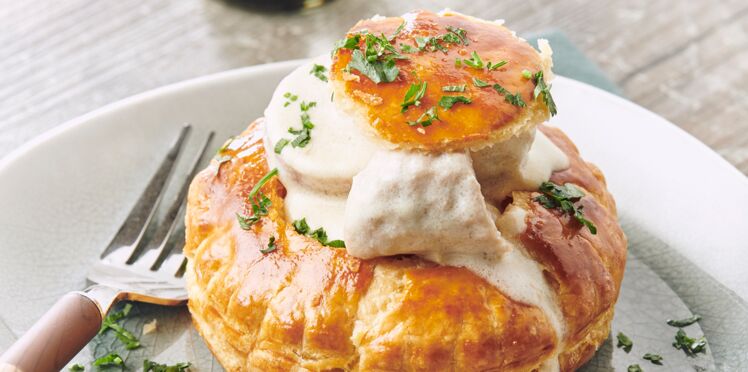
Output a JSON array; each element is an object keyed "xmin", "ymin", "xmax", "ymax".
[{"xmin": 1, "ymin": 0, "xmax": 746, "ymax": 174}]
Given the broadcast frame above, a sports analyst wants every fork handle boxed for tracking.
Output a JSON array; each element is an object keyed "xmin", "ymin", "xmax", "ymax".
[{"xmin": 0, "ymin": 292, "xmax": 102, "ymax": 372}]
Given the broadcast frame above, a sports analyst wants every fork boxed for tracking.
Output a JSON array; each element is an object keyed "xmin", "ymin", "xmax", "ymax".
[{"xmin": 0, "ymin": 125, "xmax": 213, "ymax": 372}]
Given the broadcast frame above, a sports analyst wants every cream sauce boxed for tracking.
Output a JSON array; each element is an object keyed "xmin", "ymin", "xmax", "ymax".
[
  {"xmin": 344, "ymin": 150, "xmax": 513, "ymax": 259},
  {"xmin": 263, "ymin": 56, "xmax": 382, "ymax": 239}
]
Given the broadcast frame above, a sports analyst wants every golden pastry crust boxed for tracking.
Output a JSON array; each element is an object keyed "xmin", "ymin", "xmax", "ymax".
[
  {"xmin": 330, "ymin": 10, "xmax": 551, "ymax": 151},
  {"xmin": 184, "ymin": 120, "xmax": 627, "ymax": 371}
]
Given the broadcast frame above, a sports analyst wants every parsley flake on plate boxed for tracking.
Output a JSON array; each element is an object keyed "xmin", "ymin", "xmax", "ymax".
[
  {"xmin": 143, "ymin": 359, "xmax": 191, "ymax": 372},
  {"xmin": 99, "ymin": 303, "xmax": 140, "ymax": 350},
  {"xmin": 616, "ymin": 332, "xmax": 633, "ymax": 353},
  {"xmin": 260, "ymin": 236, "xmax": 277, "ymax": 254},
  {"xmin": 672, "ymin": 329, "xmax": 707, "ymax": 357},
  {"xmin": 93, "ymin": 353, "xmax": 124, "ymax": 368},
  {"xmin": 667, "ymin": 314, "xmax": 701, "ymax": 327},
  {"xmin": 627, "ymin": 365, "xmax": 642, "ymax": 372},
  {"xmin": 643, "ymin": 353, "xmax": 664, "ymax": 365}
]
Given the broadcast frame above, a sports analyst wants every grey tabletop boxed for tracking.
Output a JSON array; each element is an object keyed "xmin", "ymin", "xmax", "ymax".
[{"xmin": 1, "ymin": 0, "xmax": 747, "ymax": 175}]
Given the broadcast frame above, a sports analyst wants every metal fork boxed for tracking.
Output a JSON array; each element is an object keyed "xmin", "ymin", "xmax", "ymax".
[{"xmin": 0, "ymin": 125, "xmax": 214, "ymax": 372}]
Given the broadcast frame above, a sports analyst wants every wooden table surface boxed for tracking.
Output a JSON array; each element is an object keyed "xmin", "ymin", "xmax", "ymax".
[{"xmin": 2, "ymin": 0, "xmax": 747, "ymax": 174}]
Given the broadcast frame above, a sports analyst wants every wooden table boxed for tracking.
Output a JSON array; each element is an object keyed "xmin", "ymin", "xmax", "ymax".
[{"xmin": 2, "ymin": 0, "xmax": 747, "ymax": 174}]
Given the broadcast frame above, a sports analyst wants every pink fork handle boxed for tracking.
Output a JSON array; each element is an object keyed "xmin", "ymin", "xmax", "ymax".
[{"xmin": 0, "ymin": 292, "xmax": 102, "ymax": 372}]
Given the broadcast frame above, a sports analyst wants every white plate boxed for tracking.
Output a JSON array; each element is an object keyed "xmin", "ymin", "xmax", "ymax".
[{"xmin": 1, "ymin": 60, "xmax": 746, "ymax": 370}]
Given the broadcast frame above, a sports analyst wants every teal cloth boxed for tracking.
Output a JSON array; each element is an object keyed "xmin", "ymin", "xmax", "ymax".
[{"xmin": 524, "ymin": 30, "xmax": 623, "ymax": 97}]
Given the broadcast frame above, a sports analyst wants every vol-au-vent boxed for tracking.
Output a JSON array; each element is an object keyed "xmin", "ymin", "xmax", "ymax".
[{"xmin": 184, "ymin": 9, "xmax": 626, "ymax": 371}]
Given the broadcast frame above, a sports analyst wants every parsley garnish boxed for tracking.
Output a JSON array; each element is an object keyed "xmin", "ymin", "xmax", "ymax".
[
  {"xmin": 274, "ymin": 139, "xmax": 289, "ymax": 154},
  {"xmin": 672, "ymin": 329, "xmax": 707, "ymax": 357},
  {"xmin": 503, "ymin": 92, "xmax": 526, "ymax": 107},
  {"xmin": 310, "ymin": 64, "xmax": 328, "ymax": 82},
  {"xmin": 283, "ymin": 92, "xmax": 298, "ymax": 107},
  {"xmin": 99, "ymin": 303, "xmax": 140, "ymax": 350},
  {"xmin": 627, "ymin": 365, "xmax": 642, "ymax": 372},
  {"xmin": 438, "ymin": 95, "xmax": 472, "ymax": 110},
  {"xmin": 93, "ymin": 353, "xmax": 124, "ymax": 368},
  {"xmin": 442, "ymin": 84, "xmax": 466, "ymax": 92},
  {"xmin": 462, "ymin": 51, "xmax": 484, "ymax": 68},
  {"xmin": 531, "ymin": 70, "xmax": 557, "ymax": 116},
  {"xmin": 535, "ymin": 181, "xmax": 598, "ymax": 234},
  {"xmin": 401, "ymin": 81, "xmax": 427, "ymax": 112},
  {"xmin": 283, "ymin": 101, "xmax": 317, "ymax": 149},
  {"xmin": 390, "ymin": 21, "xmax": 406, "ymax": 40},
  {"xmin": 445, "ymin": 26, "xmax": 469, "ymax": 45},
  {"xmin": 292, "ymin": 218, "xmax": 346, "ymax": 247},
  {"xmin": 143, "ymin": 360, "xmax": 191, "ymax": 372},
  {"xmin": 616, "ymin": 332, "xmax": 633, "ymax": 353},
  {"xmin": 292, "ymin": 218, "xmax": 310, "ymax": 234},
  {"xmin": 522, "ymin": 69, "xmax": 532, "ymax": 79},
  {"xmin": 237, "ymin": 168, "xmax": 278, "ymax": 229},
  {"xmin": 643, "ymin": 353, "xmax": 664, "ymax": 365},
  {"xmin": 667, "ymin": 314, "xmax": 701, "ymax": 327},
  {"xmin": 333, "ymin": 34, "xmax": 361, "ymax": 54},
  {"xmin": 472, "ymin": 77, "xmax": 490, "ymax": 87},
  {"xmin": 260, "ymin": 236, "xmax": 277, "ymax": 254},
  {"xmin": 455, "ymin": 58, "xmax": 462, "ymax": 67},
  {"xmin": 487, "ymin": 60, "xmax": 508, "ymax": 70},
  {"xmin": 341, "ymin": 32, "xmax": 405, "ymax": 84},
  {"xmin": 69, "ymin": 364, "xmax": 85, "ymax": 371},
  {"xmin": 407, "ymin": 106, "xmax": 439, "ymax": 127},
  {"xmin": 400, "ymin": 43, "xmax": 416, "ymax": 53},
  {"xmin": 410, "ymin": 26, "xmax": 468, "ymax": 53}
]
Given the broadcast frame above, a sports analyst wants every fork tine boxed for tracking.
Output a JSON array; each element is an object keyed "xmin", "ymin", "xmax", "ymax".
[
  {"xmin": 147, "ymin": 131, "xmax": 215, "ymax": 271},
  {"xmin": 101, "ymin": 125, "xmax": 191, "ymax": 259}
]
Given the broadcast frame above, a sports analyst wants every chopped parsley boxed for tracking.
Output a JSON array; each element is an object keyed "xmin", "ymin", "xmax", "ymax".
[
  {"xmin": 627, "ymin": 365, "xmax": 642, "ymax": 372},
  {"xmin": 260, "ymin": 236, "xmax": 277, "ymax": 254},
  {"xmin": 93, "ymin": 353, "xmax": 124, "ymax": 368},
  {"xmin": 472, "ymin": 77, "xmax": 490, "ymax": 87},
  {"xmin": 99, "ymin": 303, "xmax": 140, "ymax": 350},
  {"xmin": 455, "ymin": 58, "xmax": 462, "ymax": 67},
  {"xmin": 487, "ymin": 60, "xmax": 508, "ymax": 70},
  {"xmin": 283, "ymin": 92, "xmax": 298, "ymax": 107},
  {"xmin": 643, "ymin": 353, "xmax": 664, "ymax": 365},
  {"xmin": 401, "ymin": 81, "xmax": 427, "ymax": 112},
  {"xmin": 535, "ymin": 181, "xmax": 598, "ymax": 234},
  {"xmin": 237, "ymin": 168, "xmax": 278, "ymax": 230},
  {"xmin": 339, "ymin": 32, "xmax": 406, "ymax": 84},
  {"xmin": 462, "ymin": 51, "xmax": 484, "ymax": 69},
  {"xmin": 616, "ymin": 332, "xmax": 633, "ymax": 353},
  {"xmin": 522, "ymin": 69, "xmax": 532, "ymax": 79},
  {"xmin": 310, "ymin": 64, "xmax": 328, "ymax": 82},
  {"xmin": 442, "ymin": 84, "xmax": 466, "ymax": 92},
  {"xmin": 390, "ymin": 21, "xmax": 406, "ymax": 40},
  {"xmin": 445, "ymin": 26, "xmax": 469, "ymax": 45},
  {"xmin": 438, "ymin": 95, "xmax": 472, "ymax": 110},
  {"xmin": 672, "ymin": 329, "xmax": 707, "ymax": 357},
  {"xmin": 143, "ymin": 360, "xmax": 192, "ymax": 372},
  {"xmin": 274, "ymin": 139, "xmax": 289, "ymax": 154},
  {"xmin": 531, "ymin": 70, "xmax": 557, "ymax": 116},
  {"xmin": 503, "ymin": 91, "xmax": 526, "ymax": 107},
  {"xmin": 400, "ymin": 43, "xmax": 416, "ymax": 53},
  {"xmin": 667, "ymin": 314, "xmax": 702, "ymax": 327},
  {"xmin": 292, "ymin": 218, "xmax": 345, "ymax": 248},
  {"xmin": 69, "ymin": 364, "xmax": 85, "ymax": 371},
  {"xmin": 407, "ymin": 106, "xmax": 439, "ymax": 127}
]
